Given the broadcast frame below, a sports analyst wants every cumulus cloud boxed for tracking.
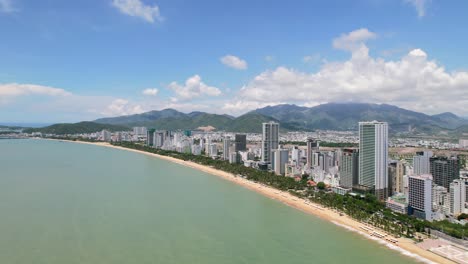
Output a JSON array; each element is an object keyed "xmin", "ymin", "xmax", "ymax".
[
  {"xmin": 102, "ymin": 98, "xmax": 144, "ymax": 116},
  {"xmin": 168, "ymin": 75, "xmax": 221, "ymax": 100},
  {"xmin": 142, "ymin": 88, "xmax": 158, "ymax": 96},
  {"xmin": 333, "ymin": 28, "xmax": 377, "ymax": 52},
  {"xmin": 404, "ymin": 0, "xmax": 429, "ymax": 18},
  {"xmin": 112, "ymin": 0, "xmax": 163, "ymax": 23},
  {"xmin": 224, "ymin": 29, "xmax": 468, "ymax": 116},
  {"xmin": 0, "ymin": 0, "xmax": 15, "ymax": 13},
  {"xmin": 220, "ymin": 55, "xmax": 248, "ymax": 70},
  {"xmin": 0, "ymin": 83, "xmax": 72, "ymax": 97}
]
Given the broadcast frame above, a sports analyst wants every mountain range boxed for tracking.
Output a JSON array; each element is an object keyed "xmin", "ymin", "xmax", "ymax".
[{"xmin": 92, "ymin": 103, "xmax": 468, "ymax": 135}]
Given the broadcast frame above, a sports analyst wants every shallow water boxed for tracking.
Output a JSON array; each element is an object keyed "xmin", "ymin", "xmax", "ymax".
[{"xmin": 0, "ymin": 139, "xmax": 419, "ymax": 264}]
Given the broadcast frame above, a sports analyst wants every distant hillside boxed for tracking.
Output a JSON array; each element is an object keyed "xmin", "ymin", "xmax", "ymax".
[
  {"xmin": 252, "ymin": 103, "xmax": 468, "ymax": 134},
  {"xmin": 90, "ymin": 102, "xmax": 467, "ymax": 134},
  {"xmin": 23, "ymin": 122, "xmax": 130, "ymax": 135},
  {"xmin": 95, "ymin": 110, "xmax": 279, "ymax": 133}
]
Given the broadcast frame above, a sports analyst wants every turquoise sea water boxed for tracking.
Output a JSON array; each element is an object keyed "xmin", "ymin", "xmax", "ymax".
[{"xmin": 0, "ymin": 139, "xmax": 419, "ymax": 264}]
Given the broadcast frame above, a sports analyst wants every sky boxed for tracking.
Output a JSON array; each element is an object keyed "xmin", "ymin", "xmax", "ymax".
[{"xmin": 0, "ymin": 0, "xmax": 467, "ymax": 123}]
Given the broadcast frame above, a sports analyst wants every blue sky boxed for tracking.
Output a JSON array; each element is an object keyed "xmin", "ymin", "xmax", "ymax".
[{"xmin": 0, "ymin": 0, "xmax": 467, "ymax": 122}]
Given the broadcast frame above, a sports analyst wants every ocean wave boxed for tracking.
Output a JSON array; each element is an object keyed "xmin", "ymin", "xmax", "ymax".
[{"xmin": 331, "ymin": 221, "xmax": 436, "ymax": 264}]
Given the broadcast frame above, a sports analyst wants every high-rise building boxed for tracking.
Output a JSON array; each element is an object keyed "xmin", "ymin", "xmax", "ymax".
[
  {"xmin": 408, "ymin": 174, "xmax": 433, "ymax": 221},
  {"xmin": 449, "ymin": 179, "xmax": 467, "ymax": 216},
  {"xmin": 146, "ymin": 129, "xmax": 155, "ymax": 146},
  {"xmin": 358, "ymin": 121, "xmax": 389, "ymax": 200},
  {"xmin": 133, "ymin": 127, "xmax": 147, "ymax": 136},
  {"xmin": 388, "ymin": 160, "xmax": 406, "ymax": 196},
  {"xmin": 306, "ymin": 138, "xmax": 319, "ymax": 168},
  {"xmin": 223, "ymin": 137, "xmax": 231, "ymax": 161},
  {"xmin": 273, "ymin": 149, "xmax": 289, "ymax": 176},
  {"xmin": 395, "ymin": 161, "xmax": 406, "ymax": 194},
  {"xmin": 261, "ymin": 122, "xmax": 279, "ymax": 163},
  {"xmin": 101, "ymin": 130, "xmax": 112, "ymax": 142},
  {"xmin": 154, "ymin": 131, "xmax": 165, "ymax": 148},
  {"xmin": 339, "ymin": 149, "xmax": 359, "ymax": 188},
  {"xmin": 234, "ymin": 134, "xmax": 247, "ymax": 152},
  {"xmin": 413, "ymin": 151, "xmax": 433, "ymax": 175},
  {"xmin": 430, "ymin": 156, "xmax": 460, "ymax": 190}
]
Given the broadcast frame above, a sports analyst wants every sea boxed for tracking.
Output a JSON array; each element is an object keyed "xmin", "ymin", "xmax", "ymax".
[{"xmin": 0, "ymin": 139, "xmax": 423, "ymax": 263}]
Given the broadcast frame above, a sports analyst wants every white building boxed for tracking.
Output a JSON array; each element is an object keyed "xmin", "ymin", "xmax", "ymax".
[
  {"xmin": 408, "ymin": 174, "xmax": 433, "ymax": 221},
  {"xmin": 208, "ymin": 143, "xmax": 218, "ymax": 158},
  {"xmin": 101, "ymin": 130, "xmax": 112, "ymax": 142},
  {"xmin": 432, "ymin": 185, "xmax": 450, "ymax": 218},
  {"xmin": 358, "ymin": 121, "xmax": 389, "ymax": 200},
  {"xmin": 261, "ymin": 122, "xmax": 279, "ymax": 163},
  {"xmin": 450, "ymin": 179, "xmax": 467, "ymax": 216},
  {"xmin": 413, "ymin": 151, "xmax": 433, "ymax": 175},
  {"xmin": 272, "ymin": 149, "xmax": 289, "ymax": 176}
]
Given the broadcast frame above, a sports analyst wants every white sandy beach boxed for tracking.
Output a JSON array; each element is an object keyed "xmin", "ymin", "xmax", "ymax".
[{"xmin": 54, "ymin": 139, "xmax": 455, "ymax": 264}]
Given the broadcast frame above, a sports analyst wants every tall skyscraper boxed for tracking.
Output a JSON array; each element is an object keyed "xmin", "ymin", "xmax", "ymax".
[
  {"xmin": 234, "ymin": 134, "xmax": 247, "ymax": 152},
  {"xmin": 413, "ymin": 151, "xmax": 433, "ymax": 175},
  {"xmin": 408, "ymin": 174, "xmax": 433, "ymax": 221},
  {"xmin": 146, "ymin": 129, "xmax": 155, "ymax": 146},
  {"xmin": 261, "ymin": 122, "xmax": 279, "ymax": 163},
  {"xmin": 358, "ymin": 121, "xmax": 389, "ymax": 200},
  {"xmin": 306, "ymin": 137, "xmax": 319, "ymax": 168},
  {"xmin": 430, "ymin": 156, "xmax": 460, "ymax": 190},
  {"xmin": 223, "ymin": 137, "xmax": 231, "ymax": 161},
  {"xmin": 339, "ymin": 149, "xmax": 359, "ymax": 188}
]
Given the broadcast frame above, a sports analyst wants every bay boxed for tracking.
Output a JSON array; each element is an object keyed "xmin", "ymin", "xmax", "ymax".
[{"xmin": 0, "ymin": 139, "xmax": 418, "ymax": 264}]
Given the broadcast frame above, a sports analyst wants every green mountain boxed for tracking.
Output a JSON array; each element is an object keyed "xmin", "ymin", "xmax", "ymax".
[
  {"xmin": 252, "ymin": 103, "xmax": 468, "ymax": 134},
  {"xmin": 95, "ymin": 110, "xmax": 278, "ymax": 133},
  {"xmin": 23, "ymin": 122, "xmax": 130, "ymax": 135},
  {"xmin": 91, "ymin": 103, "xmax": 466, "ymax": 134}
]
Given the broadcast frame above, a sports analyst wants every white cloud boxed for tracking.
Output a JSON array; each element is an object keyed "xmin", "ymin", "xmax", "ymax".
[
  {"xmin": 0, "ymin": 0, "xmax": 15, "ymax": 13},
  {"xmin": 404, "ymin": 0, "xmax": 429, "ymax": 18},
  {"xmin": 0, "ymin": 83, "xmax": 72, "ymax": 97},
  {"xmin": 220, "ymin": 55, "xmax": 248, "ymax": 70},
  {"xmin": 142, "ymin": 88, "xmax": 158, "ymax": 96},
  {"xmin": 303, "ymin": 54, "xmax": 321, "ymax": 64},
  {"xmin": 224, "ymin": 29, "xmax": 468, "ymax": 116},
  {"xmin": 168, "ymin": 75, "xmax": 221, "ymax": 100},
  {"xmin": 333, "ymin": 28, "xmax": 377, "ymax": 52},
  {"xmin": 112, "ymin": 0, "xmax": 163, "ymax": 23},
  {"xmin": 102, "ymin": 98, "xmax": 144, "ymax": 116}
]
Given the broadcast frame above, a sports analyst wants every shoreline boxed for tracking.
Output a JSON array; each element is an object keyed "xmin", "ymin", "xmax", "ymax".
[{"xmin": 49, "ymin": 139, "xmax": 454, "ymax": 264}]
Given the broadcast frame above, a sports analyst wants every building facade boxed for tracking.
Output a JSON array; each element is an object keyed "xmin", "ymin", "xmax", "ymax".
[
  {"xmin": 339, "ymin": 149, "xmax": 359, "ymax": 188},
  {"xmin": 223, "ymin": 137, "xmax": 231, "ymax": 161},
  {"xmin": 234, "ymin": 134, "xmax": 247, "ymax": 152},
  {"xmin": 358, "ymin": 121, "xmax": 389, "ymax": 200},
  {"xmin": 408, "ymin": 174, "xmax": 433, "ymax": 221},
  {"xmin": 450, "ymin": 179, "xmax": 466, "ymax": 216},
  {"xmin": 413, "ymin": 151, "xmax": 433, "ymax": 176},
  {"xmin": 261, "ymin": 122, "xmax": 279, "ymax": 163},
  {"xmin": 306, "ymin": 137, "xmax": 319, "ymax": 168},
  {"xmin": 430, "ymin": 156, "xmax": 460, "ymax": 190}
]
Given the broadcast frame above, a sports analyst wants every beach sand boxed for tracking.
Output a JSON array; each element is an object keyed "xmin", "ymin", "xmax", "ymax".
[{"xmin": 54, "ymin": 140, "xmax": 455, "ymax": 264}]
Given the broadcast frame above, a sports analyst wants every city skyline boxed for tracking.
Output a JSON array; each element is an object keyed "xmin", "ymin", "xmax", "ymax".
[{"xmin": 1, "ymin": 0, "xmax": 468, "ymax": 123}]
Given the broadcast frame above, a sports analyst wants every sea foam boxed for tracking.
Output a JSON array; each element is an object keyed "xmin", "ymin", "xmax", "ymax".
[{"xmin": 331, "ymin": 221, "xmax": 436, "ymax": 264}]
